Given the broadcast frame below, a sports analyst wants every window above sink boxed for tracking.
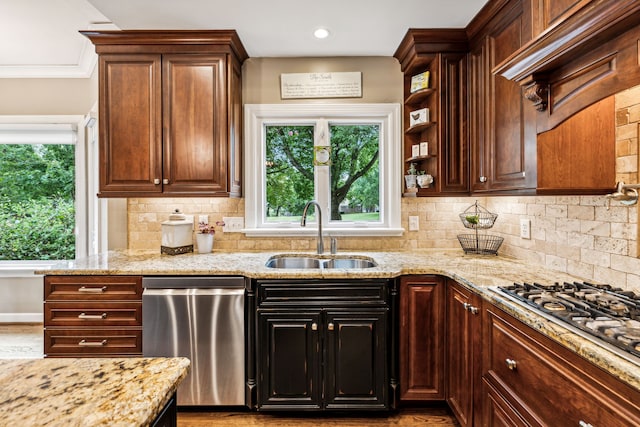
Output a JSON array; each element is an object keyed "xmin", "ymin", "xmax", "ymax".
[{"xmin": 244, "ymin": 103, "xmax": 403, "ymax": 237}]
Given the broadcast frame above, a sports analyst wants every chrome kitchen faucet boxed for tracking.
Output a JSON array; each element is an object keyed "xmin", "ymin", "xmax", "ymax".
[{"xmin": 301, "ymin": 200, "xmax": 324, "ymax": 254}]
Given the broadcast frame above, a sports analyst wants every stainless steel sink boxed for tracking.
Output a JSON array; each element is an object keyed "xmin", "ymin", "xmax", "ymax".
[
  {"xmin": 265, "ymin": 255, "xmax": 377, "ymax": 269},
  {"xmin": 265, "ymin": 257, "xmax": 321, "ymax": 269},
  {"xmin": 322, "ymin": 258, "xmax": 377, "ymax": 269}
]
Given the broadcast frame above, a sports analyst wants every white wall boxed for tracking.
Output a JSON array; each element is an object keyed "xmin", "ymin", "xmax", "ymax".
[{"xmin": 0, "ymin": 276, "xmax": 43, "ymax": 323}]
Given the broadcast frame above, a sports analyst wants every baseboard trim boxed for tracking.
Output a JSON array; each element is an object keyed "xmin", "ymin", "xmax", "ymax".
[{"xmin": 0, "ymin": 313, "xmax": 43, "ymax": 323}]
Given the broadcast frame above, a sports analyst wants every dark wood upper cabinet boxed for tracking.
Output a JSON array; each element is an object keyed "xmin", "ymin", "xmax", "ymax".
[
  {"xmin": 495, "ymin": 0, "xmax": 640, "ymax": 132},
  {"xmin": 81, "ymin": 30, "xmax": 248, "ymax": 198},
  {"xmin": 469, "ymin": 0, "xmax": 537, "ymax": 193},
  {"xmin": 394, "ymin": 30, "xmax": 470, "ymax": 196}
]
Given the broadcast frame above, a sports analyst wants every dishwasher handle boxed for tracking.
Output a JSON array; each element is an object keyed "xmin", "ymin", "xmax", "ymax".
[
  {"xmin": 142, "ymin": 288, "xmax": 244, "ymax": 297},
  {"xmin": 142, "ymin": 276, "xmax": 245, "ymax": 289}
]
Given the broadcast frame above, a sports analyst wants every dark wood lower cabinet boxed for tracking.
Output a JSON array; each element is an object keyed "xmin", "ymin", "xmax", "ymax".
[
  {"xmin": 399, "ymin": 275, "xmax": 445, "ymax": 401},
  {"xmin": 446, "ymin": 280, "xmax": 482, "ymax": 427},
  {"xmin": 482, "ymin": 304, "xmax": 640, "ymax": 427},
  {"xmin": 257, "ymin": 311, "xmax": 321, "ymax": 409},
  {"xmin": 151, "ymin": 393, "xmax": 177, "ymax": 427},
  {"xmin": 254, "ymin": 279, "xmax": 392, "ymax": 411},
  {"xmin": 324, "ymin": 310, "xmax": 388, "ymax": 409}
]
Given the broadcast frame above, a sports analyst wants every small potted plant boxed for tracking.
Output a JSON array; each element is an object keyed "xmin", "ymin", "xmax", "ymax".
[
  {"xmin": 196, "ymin": 220, "xmax": 225, "ymax": 253},
  {"xmin": 405, "ymin": 163, "xmax": 418, "ymax": 191},
  {"xmin": 416, "ymin": 170, "xmax": 434, "ymax": 188}
]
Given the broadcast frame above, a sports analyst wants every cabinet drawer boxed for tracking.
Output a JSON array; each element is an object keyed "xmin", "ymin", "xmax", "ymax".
[
  {"xmin": 484, "ymin": 307, "xmax": 640, "ymax": 427},
  {"xmin": 258, "ymin": 280, "xmax": 388, "ymax": 306},
  {"xmin": 44, "ymin": 302, "xmax": 142, "ymax": 327},
  {"xmin": 44, "ymin": 328, "xmax": 142, "ymax": 356},
  {"xmin": 44, "ymin": 276, "xmax": 142, "ymax": 301}
]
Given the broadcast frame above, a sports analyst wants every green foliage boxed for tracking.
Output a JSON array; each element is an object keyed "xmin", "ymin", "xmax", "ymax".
[
  {"xmin": 329, "ymin": 125, "xmax": 379, "ymax": 220},
  {"xmin": 0, "ymin": 144, "xmax": 76, "ymax": 260},
  {"xmin": 265, "ymin": 126, "xmax": 314, "ymax": 218},
  {"xmin": 264, "ymin": 124, "xmax": 380, "ymax": 222},
  {"xmin": 0, "ymin": 197, "xmax": 75, "ymax": 260}
]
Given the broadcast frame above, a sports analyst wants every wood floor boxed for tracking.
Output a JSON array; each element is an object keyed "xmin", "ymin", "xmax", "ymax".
[
  {"xmin": 0, "ymin": 324, "xmax": 460, "ymax": 426},
  {"xmin": 178, "ymin": 407, "xmax": 460, "ymax": 426}
]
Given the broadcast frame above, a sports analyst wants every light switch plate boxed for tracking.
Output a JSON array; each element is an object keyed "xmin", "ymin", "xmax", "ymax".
[
  {"xmin": 223, "ymin": 217, "xmax": 244, "ymax": 232},
  {"xmin": 408, "ymin": 216, "xmax": 419, "ymax": 231},
  {"xmin": 520, "ymin": 218, "xmax": 531, "ymax": 239}
]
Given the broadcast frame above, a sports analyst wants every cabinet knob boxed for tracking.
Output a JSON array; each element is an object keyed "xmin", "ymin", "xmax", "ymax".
[
  {"xmin": 505, "ymin": 358, "xmax": 517, "ymax": 370},
  {"xmin": 311, "ymin": 323, "xmax": 318, "ymax": 331},
  {"xmin": 328, "ymin": 323, "xmax": 335, "ymax": 331},
  {"xmin": 154, "ymin": 178, "xmax": 161, "ymax": 185},
  {"xmin": 163, "ymin": 178, "xmax": 169, "ymax": 185},
  {"xmin": 479, "ymin": 176, "xmax": 487, "ymax": 183},
  {"xmin": 578, "ymin": 421, "xmax": 593, "ymax": 427}
]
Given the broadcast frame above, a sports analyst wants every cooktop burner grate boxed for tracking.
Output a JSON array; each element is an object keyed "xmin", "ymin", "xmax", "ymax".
[{"xmin": 498, "ymin": 281, "xmax": 640, "ymax": 358}]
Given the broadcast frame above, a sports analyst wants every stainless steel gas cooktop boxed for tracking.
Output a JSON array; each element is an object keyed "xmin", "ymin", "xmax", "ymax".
[{"xmin": 497, "ymin": 281, "xmax": 640, "ymax": 359}]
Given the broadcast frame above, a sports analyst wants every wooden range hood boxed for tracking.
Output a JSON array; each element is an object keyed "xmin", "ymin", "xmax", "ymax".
[{"xmin": 494, "ymin": 0, "xmax": 640, "ymax": 132}]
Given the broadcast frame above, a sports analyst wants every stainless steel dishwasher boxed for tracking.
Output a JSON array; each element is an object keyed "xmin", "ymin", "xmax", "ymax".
[{"xmin": 142, "ymin": 276, "xmax": 245, "ymax": 406}]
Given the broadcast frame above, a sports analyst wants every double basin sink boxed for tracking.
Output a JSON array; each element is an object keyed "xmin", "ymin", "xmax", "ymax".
[{"xmin": 266, "ymin": 255, "xmax": 377, "ymax": 269}]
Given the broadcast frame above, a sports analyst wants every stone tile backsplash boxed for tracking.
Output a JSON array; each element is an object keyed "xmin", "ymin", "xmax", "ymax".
[{"xmin": 125, "ymin": 85, "xmax": 640, "ymax": 292}]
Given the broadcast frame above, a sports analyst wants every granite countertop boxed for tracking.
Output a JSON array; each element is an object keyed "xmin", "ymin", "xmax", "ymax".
[
  {"xmin": 0, "ymin": 357, "xmax": 190, "ymax": 427},
  {"xmin": 37, "ymin": 249, "xmax": 640, "ymax": 394}
]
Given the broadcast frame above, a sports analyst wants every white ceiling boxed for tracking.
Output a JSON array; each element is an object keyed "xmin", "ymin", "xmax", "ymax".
[{"xmin": 0, "ymin": 0, "xmax": 488, "ymax": 79}]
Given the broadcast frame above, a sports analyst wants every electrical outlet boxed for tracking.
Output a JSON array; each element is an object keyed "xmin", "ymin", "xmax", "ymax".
[
  {"xmin": 520, "ymin": 218, "xmax": 531, "ymax": 239},
  {"xmin": 223, "ymin": 217, "xmax": 244, "ymax": 233},
  {"xmin": 198, "ymin": 215, "xmax": 208, "ymax": 225},
  {"xmin": 408, "ymin": 216, "xmax": 419, "ymax": 231}
]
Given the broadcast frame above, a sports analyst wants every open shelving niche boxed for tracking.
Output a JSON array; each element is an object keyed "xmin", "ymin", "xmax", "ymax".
[{"xmin": 402, "ymin": 58, "xmax": 438, "ymax": 197}]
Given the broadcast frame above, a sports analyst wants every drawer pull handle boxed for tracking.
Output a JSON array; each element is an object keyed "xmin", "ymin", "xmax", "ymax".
[
  {"xmin": 78, "ymin": 312, "xmax": 107, "ymax": 320},
  {"xmin": 78, "ymin": 339, "xmax": 107, "ymax": 347},
  {"xmin": 311, "ymin": 323, "xmax": 318, "ymax": 331},
  {"xmin": 578, "ymin": 422, "xmax": 593, "ymax": 427},
  {"xmin": 78, "ymin": 286, "xmax": 107, "ymax": 293},
  {"xmin": 328, "ymin": 323, "xmax": 335, "ymax": 331},
  {"xmin": 462, "ymin": 302, "xmax": 479, "ymax": 315},
  {"xmin": 505, "ymin": 358, "xmax": 517, "ymax": 370}
]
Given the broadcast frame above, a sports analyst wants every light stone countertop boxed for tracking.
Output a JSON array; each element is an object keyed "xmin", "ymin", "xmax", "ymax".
[
  {"xmin": 0, "ymin": 357, "xmax": 190, "ymax": 427},
  {"xmin": 37, "ymin": 249, "xmax": 640, "ymax": 394}
]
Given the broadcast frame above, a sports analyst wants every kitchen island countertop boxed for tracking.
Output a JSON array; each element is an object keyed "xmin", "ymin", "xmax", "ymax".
[
  {"xmin": 37, "ymin": 249, "xmax": 640, "ymax": 394},
  {"xmin": 0, "ymin": 357, "xmax": 190, "ymax": 427}
]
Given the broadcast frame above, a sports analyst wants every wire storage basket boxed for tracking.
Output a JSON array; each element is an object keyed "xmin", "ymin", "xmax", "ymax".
[
  {"xmin": 457, "ymin": 234, "xmax": 504, "ymax": 255},
  {"xmin": 457, "ymin": 201, "xmax": 503, "ymax": 255},
  {"xmin": 458, "ymin": 201, "xmax": 498, "ymax": 229}
]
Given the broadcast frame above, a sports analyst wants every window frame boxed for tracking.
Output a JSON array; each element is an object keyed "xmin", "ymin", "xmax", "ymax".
[
  {"xmin": 244, "ymin": 103, "xmax": 403, "ymax": 237},
  {"xmin": 0, "ymin": 115, "xmax": 100, "ymax": 274}
]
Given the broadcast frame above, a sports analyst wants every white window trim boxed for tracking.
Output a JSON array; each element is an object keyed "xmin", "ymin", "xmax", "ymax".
[
  {"xmin": 0, "ymin": 115, "xmax": 101, "ymax": 274},
  {"xmin": 244, "ymin": 103, "xmax": 403, "ymax": 237}
]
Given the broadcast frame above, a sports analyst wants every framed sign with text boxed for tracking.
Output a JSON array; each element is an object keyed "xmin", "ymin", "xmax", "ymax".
[{"xmin": 280, "ymin": 72, "xmax": 362, "ymax": 99}]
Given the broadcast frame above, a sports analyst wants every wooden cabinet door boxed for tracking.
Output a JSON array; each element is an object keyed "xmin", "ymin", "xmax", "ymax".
[
  {"xmin": 471, "ymin": 0, "xmax": 536, "ymax": 193},
  {"xmin": 162, "ymin": 54, "xmax": 228, "ymax": 195},
  {"xmin": 257, "ymin": 311, "xmax": 322, "ymax": 410},
  {"xmin": 324, "ymin": 309, "xmax": 388, "ymax": 409},
  {"xmin": 399, "ymin": 275, "xmax": 445, "ymax": 400},
  {"xmin": 439, "ymin": 53, "xmax": 470, "ymax": 194},
  {"xmin": 482, "ymin": 304, "xmax": 640, "ymax": 427},
  {"xmin": 446, "ymin": 281, "xmax": 482, "ymax": 427},
  {"xmin": 98, "ymin": 54, "xmax": 162, "ymax": 196}
]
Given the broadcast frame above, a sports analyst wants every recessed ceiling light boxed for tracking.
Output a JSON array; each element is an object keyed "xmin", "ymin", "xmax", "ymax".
[{"xmin": 313, "ymin": 28, "xmax": 330, "ymax": 39}]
